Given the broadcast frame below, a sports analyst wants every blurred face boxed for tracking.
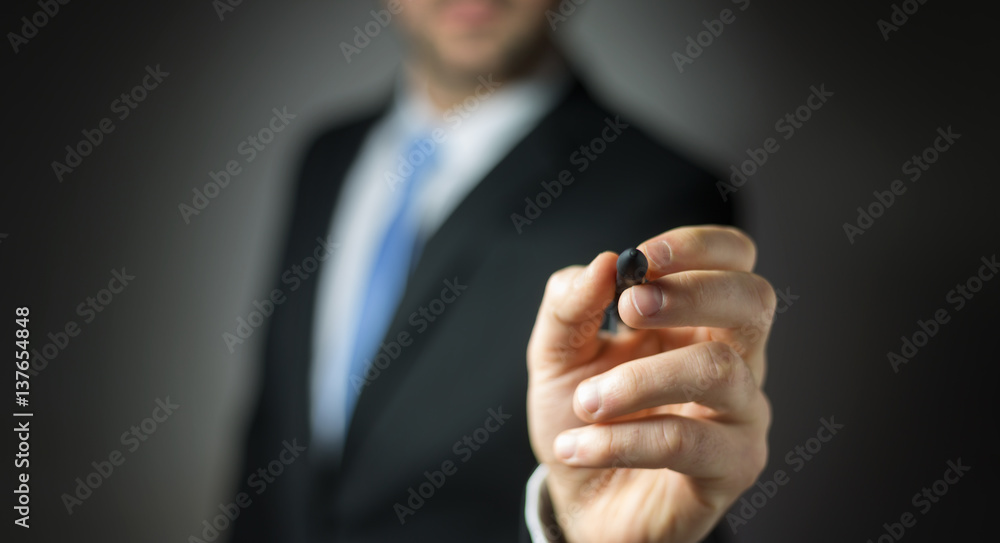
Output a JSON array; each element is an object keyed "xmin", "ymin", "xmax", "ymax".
[{"xmin": 392, "ymin": 0, "xmax": 559, "ymax": 81}]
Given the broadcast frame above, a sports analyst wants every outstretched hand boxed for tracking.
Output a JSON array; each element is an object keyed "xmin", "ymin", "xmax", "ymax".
[{"xmin": 527, "ymin": 226, "xmax": 775, "ymax": 543}]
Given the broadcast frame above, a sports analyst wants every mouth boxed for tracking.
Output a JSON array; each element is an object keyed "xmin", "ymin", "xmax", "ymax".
[{"xmin": 439, "ymin": 0, "xmax": 504, "ymax": 27}]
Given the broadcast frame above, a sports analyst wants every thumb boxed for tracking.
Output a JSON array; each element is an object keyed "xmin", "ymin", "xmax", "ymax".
[{"xmin": 527, "ymin": 252, "xmax": 618, "ymax": 369}]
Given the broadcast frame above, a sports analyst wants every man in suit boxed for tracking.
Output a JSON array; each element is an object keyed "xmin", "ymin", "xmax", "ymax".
[{"xmin": 231, "ymin": 1, "xmax": 774, "ymax": 542}]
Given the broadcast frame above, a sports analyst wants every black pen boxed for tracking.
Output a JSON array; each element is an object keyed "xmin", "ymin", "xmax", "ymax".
[{"xmin": 608, "ymin": 247, "xmax": 648, "ymax": 333}]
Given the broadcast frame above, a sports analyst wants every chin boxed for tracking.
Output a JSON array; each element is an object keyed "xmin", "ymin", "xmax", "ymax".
[{"xmin": 436, "ymin": 43, "xmax": 509, "ymax": 76}]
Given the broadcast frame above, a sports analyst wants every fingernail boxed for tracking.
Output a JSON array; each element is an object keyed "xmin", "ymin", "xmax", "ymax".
[
  {"xmin": 555, "ymin": 433, "xmax": 578, "ymax": 460},
  {"xmin": 631, "ymin": 284, "xmax": 663, "ymax": 316},
  {"xmin": 646, "ymin": 240, "xmax": 672, "ymax": 269},
  {"xmin": 577, "ymin": 380, "xmax": 601, "ymax": 415}
]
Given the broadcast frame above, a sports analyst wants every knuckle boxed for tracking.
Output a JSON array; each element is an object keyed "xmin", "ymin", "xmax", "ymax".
[
  {"xmin": 697, "ymin": 341, "xmax": 740, "ymax": 389},
  {"xmin": 723, "ymin": 225, "xmax": 755, "ymax": 249},
  {"xmin": 656, "ymin": 419, "xmax": 692, "ymax": 460},
  {"xmin": 733, "ymin": 453, "xmax": 765, "ymax": 491},
  {"xmin": 544, "ymin": 267, "xmax": 574, "ymax": 296},
  {"xmin": 673, "ymin": 228, "xmax": 710, "ymax": 261},
  {"xmin": 610, "ymin": 362, "xmax": 646, "ymax": 405},
  {"xmin": 748, "ymin": 273, "xmax": 777, "ymax": 315},
  {"xmin": 742, "ymin": 439, "xmax": 770, "ymax": 488},
  {"xmin": 760, "ymin": 392, "xmax": 774, "ymax": 425},
  {"xmin": 601, "ymin": 426, "xmax": 636, "ymax": 464},
  {"xmin": 738, "ymin": 397, "xmax": 772, "ymax": 487},
  {"xmin": 721, "ymin": 226, "xmax": 758, "ymax": 266},
  {"xmin": 674, "ymin": 271, "xmax": 709, "ymax": 310}
]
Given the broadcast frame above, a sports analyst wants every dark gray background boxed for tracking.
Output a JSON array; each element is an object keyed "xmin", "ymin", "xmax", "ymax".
[{"xmin": 3, "ymin": 0, "xmax": 996, "ymax": 541}]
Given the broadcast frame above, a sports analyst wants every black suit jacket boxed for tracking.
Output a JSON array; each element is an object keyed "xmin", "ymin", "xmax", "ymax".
[{"xmin": 230, "ymin": 81, "xmax": 732, "ymax": 543}]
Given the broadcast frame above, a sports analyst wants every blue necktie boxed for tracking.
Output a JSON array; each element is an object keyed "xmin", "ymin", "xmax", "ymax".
[{"xmin": 344, "ymin": 135, "xmax": 438, "ymax": 419}]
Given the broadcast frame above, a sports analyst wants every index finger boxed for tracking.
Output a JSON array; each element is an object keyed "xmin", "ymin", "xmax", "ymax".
[{"xmin": 637, "ymin": 225, "xmax": 758, "ymax": 278}]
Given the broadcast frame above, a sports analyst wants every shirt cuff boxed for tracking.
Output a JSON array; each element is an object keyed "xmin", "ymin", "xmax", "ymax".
[{"xmin": 524, "ymin": 463, "xmax": 565, "ymax": 543}]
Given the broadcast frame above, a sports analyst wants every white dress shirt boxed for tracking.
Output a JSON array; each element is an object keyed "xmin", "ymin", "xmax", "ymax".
[{"xmin": 309, "ymin": 55, "xmax": 571, "ymax": 459}]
